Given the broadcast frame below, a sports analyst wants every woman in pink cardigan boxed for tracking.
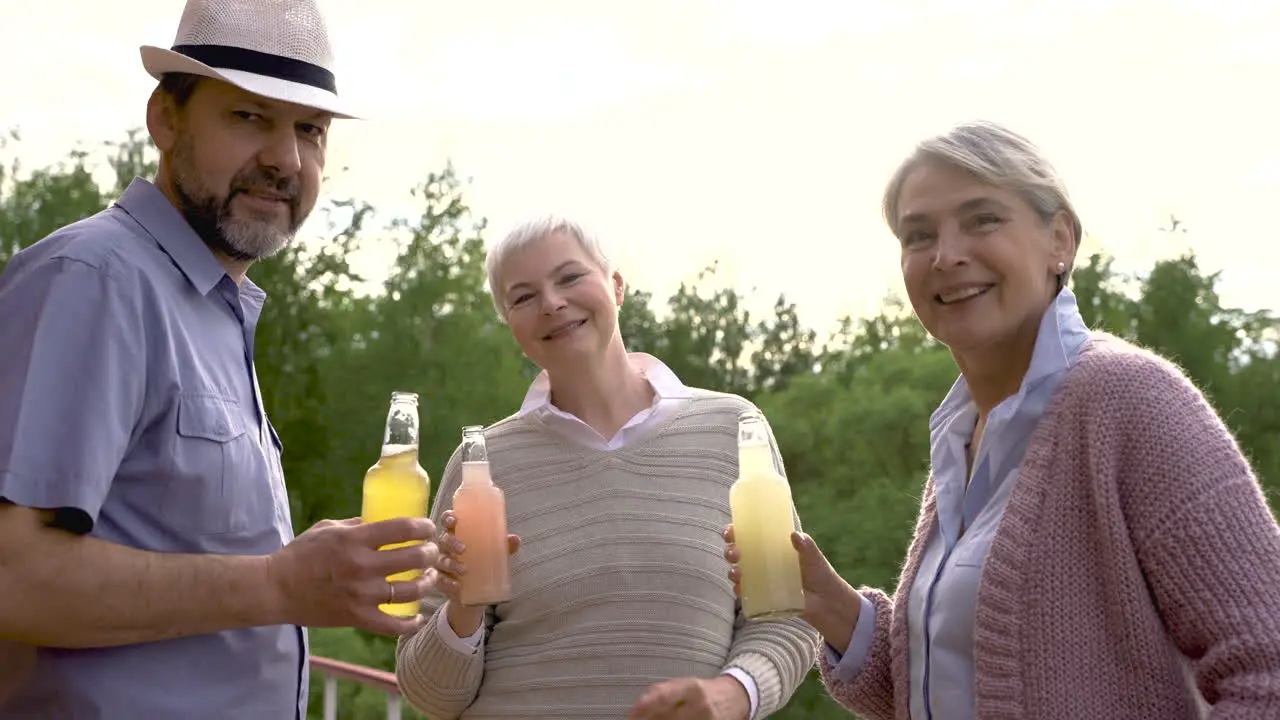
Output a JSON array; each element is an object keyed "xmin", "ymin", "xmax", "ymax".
[{"xmin": 724, "ymin": 121, "xmax": 1280, "ymax": 719}]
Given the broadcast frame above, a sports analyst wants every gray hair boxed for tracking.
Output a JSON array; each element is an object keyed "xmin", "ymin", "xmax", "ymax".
[
  {"xmin": 485, "ymin": 215, "xmax": 613, "ymax": 321},
  {"xmin": 882, "ymin": 120, "xmax": 1084, "ymax": 284}
]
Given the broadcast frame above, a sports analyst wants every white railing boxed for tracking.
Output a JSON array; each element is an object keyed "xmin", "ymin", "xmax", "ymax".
[{"xmin": 311, "ymin": 655, "xmax": 404, "ymax": 720}]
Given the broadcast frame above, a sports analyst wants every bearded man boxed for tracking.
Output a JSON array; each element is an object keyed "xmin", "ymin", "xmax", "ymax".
[{"xmin": 0, "ymin": 1, "xmax": 438, "ymax": 718}]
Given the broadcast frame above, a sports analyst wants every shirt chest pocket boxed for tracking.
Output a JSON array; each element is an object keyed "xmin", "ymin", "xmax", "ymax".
[{"xmin": 162, "ymin": 393, "xmax": 275, "ymax": 536}]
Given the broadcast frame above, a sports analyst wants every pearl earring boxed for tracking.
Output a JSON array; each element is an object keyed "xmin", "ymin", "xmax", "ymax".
[{"xmin": 1056, "ymin": 261, "xmax": 1066, "ymax": 273}]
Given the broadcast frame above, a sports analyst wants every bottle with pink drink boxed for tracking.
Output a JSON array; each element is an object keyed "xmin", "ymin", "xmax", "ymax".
[{"xmin": 451, "ymin": 425, "xmax": 513, "ymax": 606}]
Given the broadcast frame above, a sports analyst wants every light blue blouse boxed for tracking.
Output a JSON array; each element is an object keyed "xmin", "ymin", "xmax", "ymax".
[{"xmin": 827, "ymin": 287, "xmax": 1091, "ymax": 719}]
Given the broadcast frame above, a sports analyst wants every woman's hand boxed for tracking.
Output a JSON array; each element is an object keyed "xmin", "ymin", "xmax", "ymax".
[
  {"xmin": 722, "ymin": 524, "xmax": 862, "ymax": 653},
  {"xmin": 429, "ymin": 510, "xmax": 521, "ymax": 637},
  {"xmin": 629, "ymin": 676, "xmax": 749, "ymax": 719}
]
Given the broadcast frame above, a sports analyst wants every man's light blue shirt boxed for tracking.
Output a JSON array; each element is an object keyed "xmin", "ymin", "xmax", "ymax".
[{"xmin": 0, "ymin": 177, "xmax": 308, "ymax": 719}]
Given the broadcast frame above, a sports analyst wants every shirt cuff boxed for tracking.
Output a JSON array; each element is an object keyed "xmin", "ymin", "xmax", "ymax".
[
  {"xmin": 823, "ymin": 593, "xmax": 877, "ymax": 683},
  {"xmin": 721, "ymin": 668, "xmax": 760, "ymax": 720},
  {"xmin": 433, "ymin": 602, "xmax": 485, "ymax": 655}
]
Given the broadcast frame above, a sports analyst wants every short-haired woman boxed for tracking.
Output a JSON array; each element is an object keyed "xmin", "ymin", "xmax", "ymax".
[{"xmin": 397, "ymin": 217, "xmax": 819, "ymax": 719}]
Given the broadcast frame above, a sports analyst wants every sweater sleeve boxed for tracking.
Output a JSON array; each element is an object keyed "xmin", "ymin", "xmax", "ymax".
[
  {"xmin": 1112, "ymin": 353, "xmax": 1280, "ymax": 717},
  {"xmin": 395, "ymin": 445, "xmax": 490, "ymax": 720},
  {"xmin": 723, "ymin": 613, "xmax": 819, "ymax": 717},
  {"xmin": 816, "ymin": 589, "xmax": 896, "ymax": 720},
  {"xmin": 720, "ymin": 410, "xmax": 820, "ymax": 716}
]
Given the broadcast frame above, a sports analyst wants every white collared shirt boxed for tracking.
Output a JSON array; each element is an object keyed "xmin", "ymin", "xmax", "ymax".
[
  {"xmin": 516, "ymin": 352, "xmax": 692, "ymax": 449},
  {"xmin": 437, "ymin": 353, "xmax": 760, "ymax": 717}
]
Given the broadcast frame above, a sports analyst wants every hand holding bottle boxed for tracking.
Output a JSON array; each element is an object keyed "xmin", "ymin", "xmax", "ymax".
[
  {"xmin": 269, "ymin": 515, "xmax": 438, "ymax": 637},
  {"xmin": 431, "ymin": 509, "xmax": 521, "ymax": 636},
  {"xmin": 722, "ymin": 524, "xmax": 863, "ymax": 653}
]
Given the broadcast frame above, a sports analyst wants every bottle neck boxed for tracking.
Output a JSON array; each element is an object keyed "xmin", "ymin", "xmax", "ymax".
[
  {"xmin": 380, "ymin": 443, "xmax": 419, "ymax": 465},
  {"xmin": 460, "ymin": 460, "xmax": 493, "ymax": 486},
  {"xmin": 384, "ymin": 401, "xmax": 420, "ymax": 447},
  {"xmin": 737, "ymin": 442, "xmax": 778, "ymax": 480}
]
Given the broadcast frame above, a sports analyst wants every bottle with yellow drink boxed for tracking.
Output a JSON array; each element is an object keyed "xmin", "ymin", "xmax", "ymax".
[
  {"xmin": 361, "ymin": 391, "xmax": 432, "ymax": 617},
  {"xmin": 728, "ymin": 409, "xmax": 805, "ymax": 620}
]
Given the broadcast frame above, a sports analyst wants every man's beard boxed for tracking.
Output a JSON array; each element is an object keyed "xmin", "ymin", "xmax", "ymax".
[{"xmin": 169, "ymin": 134, "xmax": 305, "ymax": 262}]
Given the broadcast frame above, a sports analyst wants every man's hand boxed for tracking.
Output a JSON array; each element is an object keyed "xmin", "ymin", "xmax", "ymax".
[
  {"xmin": 268, "ymin": 516, "xmax": 438, "ymax": 637},
  {"xmin": 0, "ymin": 506, "xmax": 437, "ymax": 649},
  {"xmin": 628, "ymin": 676, "xmax": 751, "ymax": 720}
]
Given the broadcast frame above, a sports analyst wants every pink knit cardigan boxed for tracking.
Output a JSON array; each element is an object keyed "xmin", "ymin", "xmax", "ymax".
[{"xmin": 820, "ymin": 333, "xmax": 1280, "ymax": 719}]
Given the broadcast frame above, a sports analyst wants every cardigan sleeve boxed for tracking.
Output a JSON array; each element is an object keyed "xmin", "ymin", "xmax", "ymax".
[
  {"xmin": 816, "ymin": 588, "xmax": 897, "ymax": 720},
  {"xmin": 395, "ymin": 446, "xmax": 489, "ymax": 720},
  {"xmin": 1109, "ymin": 351, "xmax": 1280, "ymax": 716}
]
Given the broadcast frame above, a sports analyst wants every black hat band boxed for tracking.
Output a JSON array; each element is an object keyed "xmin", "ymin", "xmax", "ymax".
[{"xmin": 171, "ymin": 43, "xmax": 337, "ymax": 94}]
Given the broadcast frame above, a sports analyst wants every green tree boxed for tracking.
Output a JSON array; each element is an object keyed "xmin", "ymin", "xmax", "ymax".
[
  {"xmin": 1070, "ymin": 251, "xmax": 1138, "ymax": 337},
  {"xmin": 1, "ymin": 133, "xmax": 104, "ymax": 267},
  {"xmin": 752, "ymin": 296, "xmax": 819, "ymax": 394}
]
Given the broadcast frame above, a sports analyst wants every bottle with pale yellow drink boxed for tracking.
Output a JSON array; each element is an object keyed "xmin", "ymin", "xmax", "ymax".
[
  {"xmin": 729, "ymin": 409, "xmax": 805, "ymax": 620},
  {"xmin": 451, "ymin": 425, "xmax": 513, "ymax": 606},
  {"xmin": 361, "ymin": 391, "xmax": 431, "ymax": 617}
]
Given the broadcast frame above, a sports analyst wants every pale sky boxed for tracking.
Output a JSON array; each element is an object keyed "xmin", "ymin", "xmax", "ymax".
[{"xmin": 4, "ymin": 0, "xmax": 1277, "ymax": 335}]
